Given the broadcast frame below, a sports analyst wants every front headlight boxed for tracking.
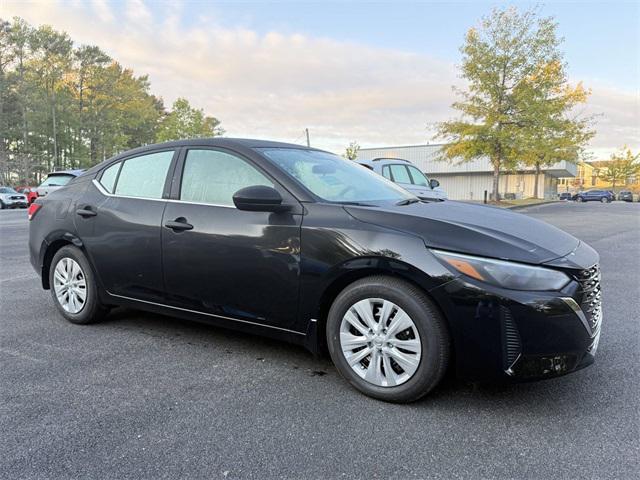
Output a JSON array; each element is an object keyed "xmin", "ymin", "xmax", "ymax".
[{"xmin": 432, "ymin": 250, "xmax": 570, "ymax": 291}]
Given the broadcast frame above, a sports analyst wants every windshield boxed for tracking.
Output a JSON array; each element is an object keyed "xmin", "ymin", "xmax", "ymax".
[
  {"xmin": 259, "ymin": 148, "xmax": 415, "ymax": 204},
  {"xmin": 0, "ymin": 187, "xmax": 17, "ymax": 193},
  {"xmin": 40, "ymin": 174, "xmax": 74, "ymax": 187}
]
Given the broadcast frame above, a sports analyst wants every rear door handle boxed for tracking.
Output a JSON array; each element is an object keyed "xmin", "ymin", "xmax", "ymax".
[
  {"xmin": 76, "ymin": 208, "xmax": 97, "ymax": 217},
  {"xmin": 164, "ymin": 218, "xmax": 193, "ymax": 231}
]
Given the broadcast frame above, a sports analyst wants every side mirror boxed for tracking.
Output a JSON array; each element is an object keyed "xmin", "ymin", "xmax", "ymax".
[
  {"xmin": 429, "ymin": 178, "xmax": 440, "ymax": 189},
  {"xmin": 233, "ymin": 185, "xmax": 289, "ymax": 212}
]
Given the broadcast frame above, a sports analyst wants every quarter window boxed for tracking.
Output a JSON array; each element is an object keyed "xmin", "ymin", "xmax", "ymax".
[
  {"xmin": 180, "ymin": 149, "xmax": 273, "ymax": 206},
  {"xmin": 115, "ymin": 151, "xmax": 174, "ymax": 199},
  {"xmin": 99, "ymin": 162, "xmax": 121, "ymax": 193},
  {"xmin": 389, "ymin": 164, "xmax": 411, "ymax": 184},
  {"xmin": 382, "ymin": 166, "xmax": 392, "ymax": 180}
]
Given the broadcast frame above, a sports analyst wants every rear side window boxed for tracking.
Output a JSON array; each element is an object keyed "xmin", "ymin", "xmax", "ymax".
[
  {"xmin": 99, "ymin": 162, "xmax": 121, "ymax": 193},
  {"xmin": 180, "ymin": 149, "xmax": 273, "ymax": 206},
  {"xmin": 389, "ymin": 165, "xmax": 411, "ymax": 184},
  {"xmin": 115, "ymin": 151, "xmax": 174, "ymax": 199}
]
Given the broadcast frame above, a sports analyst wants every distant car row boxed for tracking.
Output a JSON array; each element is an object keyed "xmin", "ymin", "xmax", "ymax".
[
  {"xmin": 559, "ymin": 189, "xmax": 636, "ymax": 202},
  {"xmin": 1, "ymin": 169, "xmax": 84, "ymax": 209}
]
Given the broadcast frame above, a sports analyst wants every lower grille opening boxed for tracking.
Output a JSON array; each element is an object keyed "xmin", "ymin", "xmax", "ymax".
[{"xmin": 500, "ymin": 306, "xmax": 522, "ymax": 374}]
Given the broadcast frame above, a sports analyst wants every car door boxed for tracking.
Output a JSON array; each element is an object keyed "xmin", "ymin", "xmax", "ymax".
[
  {"xmin": 383, "ymin": 164, "xmax": 416, "ymax": 193},
  {"xmin": 406, "ymin": 165, "xmax": 440, "ymax": 200},
  {"xmin": 75, "ymin": 149, "xmax": 177, "ymax": 303},
  {"xmin": 161, "ymin": 147, "xmax": 303, "ymax": 329}
]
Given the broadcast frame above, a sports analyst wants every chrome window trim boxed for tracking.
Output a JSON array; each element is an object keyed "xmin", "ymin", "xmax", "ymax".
[
  {"xmin": 106, "ymin": 291, "xmax": 304, "ymax": 336},
  {"xmin": 92, "ymin": 179, "xmax": 235, "ymax": 209}
]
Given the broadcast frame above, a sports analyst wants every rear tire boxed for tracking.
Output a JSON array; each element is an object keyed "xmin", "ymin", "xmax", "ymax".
[
  {"xmin": 49, "ymin": 245, "xmax": 109, "ymax": 325},
  {"xmin": 326, "ymin": 276, "xmax": 450, "ymax": 403},
  {"xmin": 577, "ymin": 196, "xmax": 584, "ymax": 202}
]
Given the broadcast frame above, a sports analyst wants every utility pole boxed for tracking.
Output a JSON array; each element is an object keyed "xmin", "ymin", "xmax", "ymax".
[{"xmin": 305, "ymin": 128, "xmax": 310, "ymax": 147}]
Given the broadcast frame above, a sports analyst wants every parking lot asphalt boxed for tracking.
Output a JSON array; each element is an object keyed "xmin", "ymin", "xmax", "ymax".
[{"xmin": 1, "ymin": 202, "xmax": 639, "ymax": 479}]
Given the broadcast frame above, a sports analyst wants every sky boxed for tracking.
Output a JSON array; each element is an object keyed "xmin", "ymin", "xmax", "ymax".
[{"xmin": 2, "ymin": 0, "xmax": 639, "ymax": 158}]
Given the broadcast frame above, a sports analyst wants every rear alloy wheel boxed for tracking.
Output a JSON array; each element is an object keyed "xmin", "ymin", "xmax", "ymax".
[
  {"xmin": 600, "ymin": 197, "xmax": 608, "ymax": 203},
  {"xmin": 577, "ymin": 196, "xmax": 584, "ymax": 202},
  {"xmin": 327, "ymin": 276, "xmax": 450, "ymax": 403},
  {"xmin": 49, "ymin": 245, "xmax": 108, "ymax": 324}
]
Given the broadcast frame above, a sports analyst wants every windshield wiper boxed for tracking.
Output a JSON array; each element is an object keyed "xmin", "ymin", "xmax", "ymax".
[
  {"xmin": 339, "ymin": 201, "xmax": 377, "ymax": 207},
  {"xmin": 396, "ymin": 198, "xmax": 421, "ymax": 206}
]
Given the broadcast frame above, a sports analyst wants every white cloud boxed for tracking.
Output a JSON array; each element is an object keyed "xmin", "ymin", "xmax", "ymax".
[
  {"xmin": 2, "ymin": 0, "xmax": 638, "ymax": 157},
  {"xmin": 91, "ymin": 0, "xmax": 113, "ymax": 23}
]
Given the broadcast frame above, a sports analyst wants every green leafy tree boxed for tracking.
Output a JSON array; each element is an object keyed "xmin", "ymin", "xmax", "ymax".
[
  {"xmin": 156, "ymin": 98, "xmax": 224, "ymax": 142},
  {"xmin": 0, "ymin": 17, "xmax": 223, "ymax": 184},
  {"xmin": 437, "ymin": 7, "xmax": 565, "ymax": 201},
  {"xmin": 516, "ymin": 60, "xmax": 595, "ymax": 198},
  {"xmin": 598, "ymin": 147, "xmax": 640, "ymax": 190},
  {"xmin": 343, "ymin": 141, "xmax": 360, "ymax": 160}
]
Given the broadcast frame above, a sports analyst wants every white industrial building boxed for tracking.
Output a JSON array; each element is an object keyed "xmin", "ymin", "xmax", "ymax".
[{"xmin": 357, "ymin": 144, "xmax": 577, "ymax": 201}]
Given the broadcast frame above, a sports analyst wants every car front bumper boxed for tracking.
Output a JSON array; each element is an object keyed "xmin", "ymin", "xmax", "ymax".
[
  {"xmin": 2, "ymin": 199, "xmax": 28, "ymax": 208},
  {"xmin": 429, "ymin": 258, "xmax": 602, "ymax": 382}
]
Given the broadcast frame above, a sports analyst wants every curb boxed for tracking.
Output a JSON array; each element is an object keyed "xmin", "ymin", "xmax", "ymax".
[{"xmin": 505, "ymin": 200, "xmax": 561, "ymax": 210}]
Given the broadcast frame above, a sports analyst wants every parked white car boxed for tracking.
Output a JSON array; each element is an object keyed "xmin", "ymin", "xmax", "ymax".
[
  {"xmin": 0, "ymin": 186, "xmax": 28, "ymax": 209},
  {"xmin": 36, "ymin": 169, "xmax": 84, "ymax": 198},
  {"xmin": 357, "ymin": 158, "xmax": 447, "ymax": 201}
]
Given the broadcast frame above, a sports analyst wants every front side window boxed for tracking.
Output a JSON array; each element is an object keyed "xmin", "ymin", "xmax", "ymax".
[
  {"xmin": 389, "ymin": 165, "xmax": 411, "ymax": 184},
  {"xmin": 115, "ymin": 151, "xmax": 173, "ymax": 199},
  {"xmin": 180, "ymin": 149, "xmax": 273, "ymax": 206},
  {"xmin": 40, "ymin": 174, "xmax": 74, "ymax": 187},
  {"xmin": 259, "ymin": 148, "xmax": 414, "ymax": 204},
  {"xmin": 406, "ymin": 166, "xmax": 429, "ymax": 187}
]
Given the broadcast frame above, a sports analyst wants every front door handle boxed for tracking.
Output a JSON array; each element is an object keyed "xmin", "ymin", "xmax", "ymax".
[
  {"xmin": 76, "ymin": 207, "xmax": 97, "ymax": 217},
  {"xmin": 164, "ymin": 218, "xmax": 193, "ymax": 231}
]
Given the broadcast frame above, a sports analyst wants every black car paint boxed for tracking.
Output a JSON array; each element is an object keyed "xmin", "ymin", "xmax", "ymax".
[{"xmin": 29, "ymin": 138, "xmax": 600, "ymax": 382}]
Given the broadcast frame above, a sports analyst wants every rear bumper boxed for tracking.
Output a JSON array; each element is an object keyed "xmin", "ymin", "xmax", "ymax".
[{"xmin": 430, "ymin": 262, "xmax": 601, "ymax": 382}]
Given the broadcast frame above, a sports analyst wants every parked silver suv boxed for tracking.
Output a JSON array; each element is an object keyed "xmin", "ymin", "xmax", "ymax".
[{"xmin": 357, "ymin": 158, "xmax": 447, "ymax": 201}]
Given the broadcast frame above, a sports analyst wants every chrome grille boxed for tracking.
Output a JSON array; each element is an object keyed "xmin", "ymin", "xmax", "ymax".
[{"xmin": 577, "ymin": 264, "xmax": 602, "ymax": 351}]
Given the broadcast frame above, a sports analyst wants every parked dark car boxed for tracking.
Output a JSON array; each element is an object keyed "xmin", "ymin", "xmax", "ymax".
[
  {"xmin": 559, "ymin": 192, "xmax": 572, "ymax": 201},
  {"xmin": 29, "ymin": 139, "xmax": 602, "ymax": 403},
  {"xmin": 573, "ymin": 189, "xmax": 613, "ymax": 203},
  {"xmin": 618, "ymin": 190, "xmax": 634, "ymax": 202}
]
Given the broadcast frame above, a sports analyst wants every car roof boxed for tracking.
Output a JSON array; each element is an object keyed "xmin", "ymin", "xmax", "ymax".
[
  {"xmin": 80, "ymin": 138, "xmax": 324, "ymax": 177},
  {"xmin": 47, "ymin": 169, "xmax": 84, "ymax": 176},
  {"xmin": 357, "ymin": 157, "xmax": 411, "ymax": 166}
]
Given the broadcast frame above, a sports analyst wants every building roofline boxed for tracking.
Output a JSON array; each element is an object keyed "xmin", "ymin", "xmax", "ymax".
[{"xmin": 359, "ymin": 143, "xmax": 447, "ymax": 151}]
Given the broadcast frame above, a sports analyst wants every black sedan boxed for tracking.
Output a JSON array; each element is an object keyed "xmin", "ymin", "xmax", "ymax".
[
  {"xmin": 618, "ymin": 190, "xmax": 634, "ymax": 202},
  {"xmin": 28, "ymin": 139, "xmax": 602, "ymax": 403}
]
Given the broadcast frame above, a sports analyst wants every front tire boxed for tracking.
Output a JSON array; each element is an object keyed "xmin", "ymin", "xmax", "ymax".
[
  {"xmin": 327, "ymin": 276, "xmax": 450, "ymax": 403},
  {"xmin": 49, "ymin": 245, "xmax": 109, "ymax": 324},
  {"xmin": 577, "ymin": 196, "xmax": 584, "ymax": 202}
]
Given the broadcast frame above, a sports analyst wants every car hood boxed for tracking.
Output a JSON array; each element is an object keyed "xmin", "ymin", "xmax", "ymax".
[{"xmin": 345, "ymin": 201, "xmax": 580, "ymax": 265}]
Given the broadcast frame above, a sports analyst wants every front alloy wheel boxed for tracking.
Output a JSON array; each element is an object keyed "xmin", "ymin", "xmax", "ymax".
[
  {"xmin": 327, "ymin": 276, "xmax": 450, "ymax": 403},
  {"xmin": 340, "ymin": 298, "xmax": 421, "ymax": 387}
]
